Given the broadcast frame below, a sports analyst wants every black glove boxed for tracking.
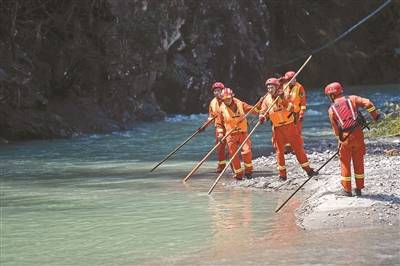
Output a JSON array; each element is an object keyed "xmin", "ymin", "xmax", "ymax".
[{"xmin": 198, "ymin": 126, "xmax": 205, "ymax": 132}]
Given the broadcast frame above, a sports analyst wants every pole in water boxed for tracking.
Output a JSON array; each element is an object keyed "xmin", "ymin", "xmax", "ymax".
[
  {"xmin": 208, "ymin": 121, "xmax": 261, "ymax": 195},
  {"xmin": 183, "ymin": 97, "xmax": 265, "ymax": 182},
  {"xmin": 150, "ymin": 117, "xmax": 215, "ymax": 172},
  {"xmin": 182, "ymin": 129, "xmax": 232, "ymax": 182}
]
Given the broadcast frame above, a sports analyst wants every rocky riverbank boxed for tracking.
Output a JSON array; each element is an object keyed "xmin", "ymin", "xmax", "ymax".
[{"xmin": 226, "ymin": 136, "xmax": 400, "ymax": 230}]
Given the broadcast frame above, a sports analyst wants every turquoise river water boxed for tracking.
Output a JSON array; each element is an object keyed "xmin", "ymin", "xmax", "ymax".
[{"xmin": 1, "ymin": 85, "xmax": 399, "ymax": 265}]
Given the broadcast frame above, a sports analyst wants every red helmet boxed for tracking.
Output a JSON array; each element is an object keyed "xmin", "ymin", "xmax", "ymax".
[
  {"xmin": 212, "ymin": 82, "xmax": 225, "ymax": 91},
  {"xmin": 284, "ymin": 71, "xmax": 296, "ymax": 80},
  {"xmin": 221, "ymin": 87, "xmax": 234, "ymax": 100},
  {"xmin": 265, "ymin": 78, "xmax": 280, "ymax": 88},
  {"xmin": 324, "ymin": 82, "xmax": 343, "ymax": 96}
]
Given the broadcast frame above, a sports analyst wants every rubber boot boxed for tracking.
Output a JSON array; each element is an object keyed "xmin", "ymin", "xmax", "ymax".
[
  {"xmin": 233, "ymin": 172, "xmax": 243, "ymax": 180},
  {"xmin": 216, "ymin": 164, "xmax": 226, "ymax": 173},
  {"xmin": 354, "ymin": 188, "xmax": 362, "ymax": 196},
  {"xmin": 306, "ymin": 168, "xmax": 318, "ymax": 177},
  {"xmin": 337, "ymin": 189, "xmax": 352, "ymax": 197},
  {"xmin": 245, "ymin": 173, "xmax": 253, "ymax": 179}
]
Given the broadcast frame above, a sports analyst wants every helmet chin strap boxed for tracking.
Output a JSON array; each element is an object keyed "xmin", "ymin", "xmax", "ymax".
[{"xmin": 327, "ymin": 94, "xmax": 335, "ymax": 103}]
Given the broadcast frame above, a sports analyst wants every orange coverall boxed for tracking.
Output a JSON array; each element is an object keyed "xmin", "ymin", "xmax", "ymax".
[
  {"xmin": 260, "ymin": 94, "xmax": 313, "ymax": 178},
  {"xmin": 209, "ymin": 97, "xmax": 227, "ymax": 172},
  {"xmin": 216, "ymin": 98, "xmax": 258, "ymax": 179},
  {"xmin": 328, "ymin": 95, "xmax": 379, "ymax": 193},
  {"xmin": 285, "ymin": 81, "xmax": 307, "ymax": 135}
]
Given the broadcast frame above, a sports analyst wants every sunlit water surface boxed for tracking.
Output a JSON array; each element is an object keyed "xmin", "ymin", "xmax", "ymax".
[{"xmin": 1, "ymin": 85, "xmax": 399, "ymax": 265}]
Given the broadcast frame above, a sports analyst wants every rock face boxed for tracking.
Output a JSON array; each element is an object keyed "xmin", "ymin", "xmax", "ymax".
[{"xmin": 0, "ymin": 0, "xmax": 399, "ymax": 140}]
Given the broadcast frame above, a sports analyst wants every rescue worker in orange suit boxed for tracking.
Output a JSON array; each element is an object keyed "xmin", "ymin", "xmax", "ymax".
[
  {"xmin": 280, "ymin": 71, "xmax": 307, "ymax": 153},
  {"xmin": 259, "ymin": 78, "xmax": 316, "ymax": 181},
  {"xmin": 199, "ymin": 82, "xmax": 227, "ymax": 173},
  {"xmin": 282, "ymin": 71, "xmax": 307, "ymax": 136},
  {"xmin": 215, "ymin": 88, "xmax": 259, "ymax": 180},
  {"xmin": 325, "ymin": 82, "xmax": 380, "ymax": 196}
]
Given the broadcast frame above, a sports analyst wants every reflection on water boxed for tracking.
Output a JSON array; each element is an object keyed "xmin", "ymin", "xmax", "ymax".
[
  {"xmin": 2, "ymin": 149, "xmax": 399, "ymax": 266},
  {"xmin": 1, "ymin": 84, "xmax": 399, "ymax": 265},
  {"xmin": 167, "ymin": 192, "xmax": 399, "ymax": 266},
  {"xmin": 0, "ymin": 168, "xmax": 276, "ymax": 266}
]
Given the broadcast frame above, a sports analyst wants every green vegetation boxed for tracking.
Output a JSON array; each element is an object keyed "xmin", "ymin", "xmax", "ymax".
[{"xmin": 367, "ymin": 104, "xmax": 400, "ymax": 138}]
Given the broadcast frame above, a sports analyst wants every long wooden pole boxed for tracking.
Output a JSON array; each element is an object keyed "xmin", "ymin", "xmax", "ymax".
[
  {"xmin": 182, "ymin": 99, "xmax": 264, "ymax": 182},
  {"xmin": 182, "ymin": 127, "xmax": 235, "ymax": 182},
  {"xmin": 207, "ymin": 55, "xmax": 313, "ymax": 195},
  {"xmin": 208, "ymin": 121, "xmax": 261, "ymax": 194},
  {"xmin": 150, "ymin": 116, "xmax": 216, "ymax": 172}
]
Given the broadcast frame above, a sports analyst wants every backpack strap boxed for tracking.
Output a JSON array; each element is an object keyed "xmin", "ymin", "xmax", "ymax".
[
  {"xmin": 331, "ymin": 104, "xmax": 344, "ymax": 127},
  {"xmin": 345, "ymin": 97, "xmax": 356, "ymax": 120}
]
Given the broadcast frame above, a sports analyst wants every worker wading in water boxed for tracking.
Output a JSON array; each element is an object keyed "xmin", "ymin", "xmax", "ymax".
[
  {"xmin": 215, "ymin": 88, "xmax": 259, "ymax": 180},
  {"xmin": 325, "ymin": 82, "xmax": 380, "ymax": 196},
  {"xmin": 259, "ymin": 78, "xmax": 316, "ymax": 181}
]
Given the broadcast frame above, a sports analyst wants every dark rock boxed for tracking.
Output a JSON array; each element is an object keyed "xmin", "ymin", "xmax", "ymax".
[{"xmin": 0, "ymin": 0, "xmax": 399, "ymax": 140}]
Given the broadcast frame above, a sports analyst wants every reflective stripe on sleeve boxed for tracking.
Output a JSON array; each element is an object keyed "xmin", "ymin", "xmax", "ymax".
[
  {"xmin": 367, "ymin": 106, "xmax": 376, "ymax": 113},
  {"xmin": 300, "ymin": 106, "xmax": 306, "ymax": 110},
  {"xmin": 218, "ymin": 160, "xmax": 227, "ymax": 165}
]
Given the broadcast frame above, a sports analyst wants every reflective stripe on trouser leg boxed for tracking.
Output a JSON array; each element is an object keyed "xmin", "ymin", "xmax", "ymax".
[
  {"xmin": 352, "ymin": 145, "xmax": 365, "ymax": 189},
  {"xmin": 339, "ymin": 144, "xmax": 352, "ymax": 192},
  {"xmin": 216, "ymin": 160, "xmax": 226, "ymax": 172},
  {"xmin": 227, "ymin": 134, "xmax": 243, "ymax": 177},
  {"xmin": 215, "ymin": 128, "xmax": 226, "ymax": 163},
  {"xmin": 277, "ymin": 165, "xmax": 286, "ymax": 177},
  {"xmin": 354, "ymin": 173, "xmax": 365, "ymax": 189},
  {"xmin": 244, "ymin": 163, "xmax": 253, "ymax": 174},
  {"xmin": 285, "ymin": 123, "xmax": 310, "ymax": 172},
  {"xmin": 233, "ymin": 167, "xmax": 244, "ymax": 177},
  {"xmin": 341, "ymin": 176, "xmax": 352, "ymax": 192},
  {"xmin": 273, "ymin": 128, "xmax": 287, "ymax": 177},
  {"xmin": 239, "ymin": 133, "xmax": 253, "ymax": 174}
]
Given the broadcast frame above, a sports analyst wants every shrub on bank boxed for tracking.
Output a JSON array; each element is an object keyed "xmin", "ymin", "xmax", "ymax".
[{"xmin": 368, "ymin": 103, "xmax": 400, "ymax": 138}]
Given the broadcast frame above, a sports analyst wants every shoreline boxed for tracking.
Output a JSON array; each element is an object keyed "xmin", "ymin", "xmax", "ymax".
[{"xmin": 227, "ymin": 136, "xmax": 400, "ymax": 230}]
